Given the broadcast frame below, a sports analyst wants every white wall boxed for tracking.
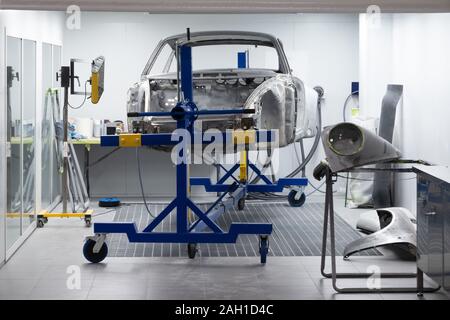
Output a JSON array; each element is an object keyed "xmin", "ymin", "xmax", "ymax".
[
  {"xmin": 64, "ymin": 13, "xmax": 359, "ymax": 197},
  {"xmin": 0, "ymin": 23, "xmax": 6, "ymax": 264},
  {"xmin": 359, "ymin": 13, "xmax": 450, "ymax": 213},
  {"xmin": 0, "ymin": 10, "xmax": 64, "ymax": 261},
  {"xmin": 0, "ymin": 10, "xmax": 64, "ymax": 44}
]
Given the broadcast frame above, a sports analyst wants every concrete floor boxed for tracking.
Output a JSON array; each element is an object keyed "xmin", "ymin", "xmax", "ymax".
[{"xmin": 0, "ymin": 196, "xmax": 449, "ymax": 300}]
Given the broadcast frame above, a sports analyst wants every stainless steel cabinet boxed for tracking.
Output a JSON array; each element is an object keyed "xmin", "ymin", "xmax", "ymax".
[
  {"xmin": 415, "ymin": 166, "xmax": 450, "ymax": 292},
  {"xmin": 417, "ymin": 177, "xmax": 444, "ymax": 284}
]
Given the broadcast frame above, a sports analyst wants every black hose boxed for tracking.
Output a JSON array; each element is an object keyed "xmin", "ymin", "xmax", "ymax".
[
  {"xmin": 247, "ymin": 91, "xmax": 324, "ymax": 200},
  {"xmin": 342, "ymin": 91, "xmax": 359, "ymax": 122},
  {"xmin": 286, "ymin": 96, "xmax": 322, "ymax": 178},
  {"xmin": 88, "ymin": 147, "xmax": 120, "ymax": 168},
  {"xmin": 136, "ymin": 148, "xmax": 155, "ymax": 218}
]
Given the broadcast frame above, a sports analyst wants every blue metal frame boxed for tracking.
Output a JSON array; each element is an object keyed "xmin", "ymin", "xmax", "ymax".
[
  {"xmin": 91, "ymin": 41, "xmax": 308, "ymax": 262},
  {"xmin": 100, "ymin": 130, "xmax": 275, "ymax": 147}
]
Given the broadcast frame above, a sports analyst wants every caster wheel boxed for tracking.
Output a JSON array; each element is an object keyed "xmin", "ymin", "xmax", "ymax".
[
  {"xmin": 237, "ymin": 198, "xmax": 245, "ymax": 211},
  {"xmin": 83, "ymin": 239, "xmax": 108, "ymax": 263},
  {"xmin": 44, "ymin": 217, "xmax": 49, "ymax": 223},
  {"xmin": 187, "ymin": 243, "xmax": 197, "ymax": 259},
  {"xmin": 85, "ymin": 218, "xmax": 92, "ymax": 228},
  {"xmin": 288, "ymin": 190, "xmax": 306, "ymax": 207},
  {"xmin": 37, "ymin": 219, "xmax": 45, "ymax": 228},
  {"xmin": 259, "ymin": 236, "xmax": 269, "ymax": 264}
]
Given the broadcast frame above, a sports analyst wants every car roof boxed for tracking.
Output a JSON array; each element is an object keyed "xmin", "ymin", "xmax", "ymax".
[{"xmin": 162, "ymin": 31, "xmax": 279, "ymax": 49}]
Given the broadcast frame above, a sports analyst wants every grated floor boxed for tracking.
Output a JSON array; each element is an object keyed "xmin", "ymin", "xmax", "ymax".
[{"xmin": 108, "ymin": 202, "xmax": 381, "ymax": 257}]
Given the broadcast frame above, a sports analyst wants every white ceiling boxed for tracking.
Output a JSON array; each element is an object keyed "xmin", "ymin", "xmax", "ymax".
[{"xmin": 1, "ymin": 0, "xmax": 449, "ymax": 13}]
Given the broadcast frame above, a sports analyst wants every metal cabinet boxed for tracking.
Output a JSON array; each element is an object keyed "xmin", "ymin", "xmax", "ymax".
[
  {"xmin": 417, "ymin": 177, "xmax": 444, "ymax": 285},
  {"xmin": 415, "ymin": 165, "xmax": 450, "ymax": 292},
  {"xmin": 444, "ymin": 184, "xmax": 450, "ymax": 291}
]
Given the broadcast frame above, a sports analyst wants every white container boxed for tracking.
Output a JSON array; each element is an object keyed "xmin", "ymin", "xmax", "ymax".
[
  {"xmin": 73, "ymin": 117, "xmax": 94, "ymax": 138},
  {"xmin": 93, "ymin": 120, "xmax": 101, "ymax": 137}
]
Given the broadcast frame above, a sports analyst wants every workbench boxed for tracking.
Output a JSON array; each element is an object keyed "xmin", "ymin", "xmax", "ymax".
[{"xmin": 71, "ymin": 138, "xmax": 100, "ymax": 197}]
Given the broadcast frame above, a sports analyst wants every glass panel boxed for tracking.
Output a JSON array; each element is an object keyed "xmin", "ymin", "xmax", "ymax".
[
  {"xmin": 6, "ymin": 36, "xmax": 22, "ymax": 249},
  {"xmin": 21, "ymin": 39, "xmax": 36, "ymax": 231},
  {"xmin": 0, "ymin": 29, "xmax": 5, "ymax": 263},
  {"xmin": 51, "ymin": 45, "xmax": 62, "ymax": 204},
  {"xmin": 42, "ymin": 44, "xmax": 62, "ymax": 210},
  {"xmin": 41, "ymin": 43, "xmax": 53, "ymax": 209}
]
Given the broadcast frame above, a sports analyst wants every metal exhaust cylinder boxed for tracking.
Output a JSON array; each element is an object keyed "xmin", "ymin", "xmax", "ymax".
[{"xmin": 321, "ymin": 122, "xmax": 401, "ymax": 173}]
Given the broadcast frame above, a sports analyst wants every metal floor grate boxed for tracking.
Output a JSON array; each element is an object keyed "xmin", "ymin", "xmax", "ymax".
[{"xmin": 107, "ymin": 202, "xmax": 381, "ymax": 257}]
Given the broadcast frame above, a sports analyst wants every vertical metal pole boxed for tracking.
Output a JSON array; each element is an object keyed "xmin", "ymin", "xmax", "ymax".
[
  {"xmin": 176, "ymin": 120, "xmax": 188, "ymax": 234},
  {"xmin": 417, "ymin": 267, "xmax": 424, "ymax": 296},
  {"xmin": 215, "ymin": 152, "xmax": 221, "ymax": 197},
  {"xmin": 176, "ymin": 43, "xmax": 193, "ymax": 234},
  {"xmin": 239, "ymin": 150, "xmax": 247, "ymax": 183},
  {"xmin": 85, "ymin": 146, "xmax": 90, "ymax": 198},
  {"xmin": 328, "ymin": 172, "xmax": 339, "ymax": 292},
  {"xmin": 344, "ymin": 172, "xmax": 349, "ymax": 208},
  {"xmin": 62, "ymin": 85, "xmax": 69, "ymax": 213},
  {"xmin": 180, "ymin": 45, "xmax": 193, "ymax": 102},
  {"xmin": 320, "ymin": 170, "xmax": 330, "ymax": 277}
]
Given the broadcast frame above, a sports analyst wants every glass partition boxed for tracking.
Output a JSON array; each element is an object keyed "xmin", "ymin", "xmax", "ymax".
[
  {"xmin": 6, "ymin": 36, "xmax": 37, "ymax": 250},
  {"xmin": 6, "ymin": 36, "xmax": 23, "ymax": 249},
  {"xmin": 52, "ymin": 45, "xmax": 62, "ymax": 206},
  {"xmin": 41, "ymin": 44, "xmax": 62, "ymax": 210},
  {"xmin": 41, "ymin": 43, "xmax": 53, "ymax": 209},
  {"xmin": 21, "ymin": 39, "xmax": 36, "ymax": 231}
]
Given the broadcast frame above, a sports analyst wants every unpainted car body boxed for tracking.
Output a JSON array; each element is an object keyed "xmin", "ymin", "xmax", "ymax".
[{"xmin": 127, "ymin": 31, "xmax": 318, "ymax": 149}]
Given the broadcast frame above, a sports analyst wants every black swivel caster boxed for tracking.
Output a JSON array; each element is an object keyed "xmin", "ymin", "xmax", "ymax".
[
  {"xmin": 85, "ymin": 217, "xmax": 92, "ymax": 227},
  {"xmin": 237, "ymin": 198, "xmax": 245, "ymax": 211},
  {"xmin": 83, "ymin": 239, "xmax": 108, "ymax": 263},
  {"xmin": 187, "ymin": 243, "xmax": 197, "ymax": 259},
  {"xmin": 259, "ymin": 235, "xmax": 269, "ymax": 264},
  {"xmin": 37, "ymin": 219, "xmax": 45, "ymax": 228},
  {"xmin": 288, "ymin": 190, "xmax": 306, "ymax": 207}
]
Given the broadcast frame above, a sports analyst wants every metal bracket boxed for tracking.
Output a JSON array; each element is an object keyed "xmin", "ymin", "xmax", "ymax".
[
  {"xmin": 320, "ymin": 168, "xmax": 440, "ymax": 294},
  {"xmin": 86, "ymin": 234, "xmax": 107, "ymax": 253}
]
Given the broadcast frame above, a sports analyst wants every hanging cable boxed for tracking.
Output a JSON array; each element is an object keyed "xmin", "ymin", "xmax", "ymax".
[
  {"xmin": 92, "ymin": 208, "xmax": 117, "ymax": 218},
  {"xmin": 342, "ymin": 90, "xmax": 359, "ymax": 122},
  {"xmin": 247, "ymin": 91, "xmax": 324, "ymax": 200},
  {"xmin": 293, "ymin": 134, "xmax": 332, "ymax": 194},
  {"xmin": 337, "ymin": 174, "xmax": 416, "ymax": 182},
  {"xmin": 136, "ymin": 148, "xmax": 155, "ymax": 218},
  {"xmin": 88, "ymin": 147, "xmax": 121, "ymax": 168},
  {"xmin": 68, "ymin": 80, "xmax": 89, "ymax": 110}
]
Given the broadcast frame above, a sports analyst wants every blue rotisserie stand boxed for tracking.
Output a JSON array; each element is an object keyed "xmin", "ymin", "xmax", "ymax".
[{"xmin": 83, "ymin": 35, "xmax": 308, "ymax": 264}]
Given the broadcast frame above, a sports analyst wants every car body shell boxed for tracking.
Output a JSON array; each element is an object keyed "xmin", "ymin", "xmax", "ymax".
[{"xmin": 127, "ymin": 31, "xmax": 318, "ymax": 150}]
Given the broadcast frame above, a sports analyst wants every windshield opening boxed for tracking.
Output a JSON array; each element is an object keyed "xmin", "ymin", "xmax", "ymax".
[{"xmin": 145, "ymin": 43, "xmax": 281, "ymax": 77}]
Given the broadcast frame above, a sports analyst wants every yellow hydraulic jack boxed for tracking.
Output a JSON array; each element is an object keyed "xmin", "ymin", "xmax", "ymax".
[{"xmin": 235, "ymin": 129, "xmax": 254, "ymax": 211}]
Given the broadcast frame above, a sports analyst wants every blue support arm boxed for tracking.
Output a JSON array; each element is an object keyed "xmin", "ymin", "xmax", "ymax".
[{"xmin": 101, "ymin": 130, "xmax": 276, "ymax": 147}]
